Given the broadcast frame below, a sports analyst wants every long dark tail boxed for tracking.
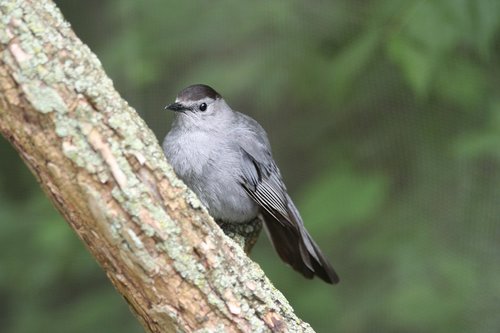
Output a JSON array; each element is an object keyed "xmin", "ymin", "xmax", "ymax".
[{"xmin": 262, "ymin": 209, "xmax": 340, "ymax": 284}]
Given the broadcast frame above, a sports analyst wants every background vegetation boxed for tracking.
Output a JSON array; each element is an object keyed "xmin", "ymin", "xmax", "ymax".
[{"xmin": 1, "ymin": 0, "xmax": 499, "ymax": 332}]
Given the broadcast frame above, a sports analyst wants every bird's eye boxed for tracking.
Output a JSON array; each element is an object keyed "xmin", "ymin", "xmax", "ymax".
[{"xmin": 199, "ymin": 103, "xmax": 207, "ymax": 111}]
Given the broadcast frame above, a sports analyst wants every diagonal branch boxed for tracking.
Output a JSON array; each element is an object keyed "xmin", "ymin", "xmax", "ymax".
[{"xmin": 0, "ymin": 1, "xmax": 314, "ymax": 332}]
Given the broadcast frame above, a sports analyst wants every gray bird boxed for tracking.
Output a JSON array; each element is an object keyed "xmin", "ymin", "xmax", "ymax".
[{"xmin": 163, "ymin": 84, "xmax": 339, "ymax": 284}]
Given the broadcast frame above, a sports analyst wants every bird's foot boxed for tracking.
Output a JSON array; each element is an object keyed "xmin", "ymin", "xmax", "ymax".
[{"xmin": 216, "ymin": 216, "xmax": 263, "ymax": 254}]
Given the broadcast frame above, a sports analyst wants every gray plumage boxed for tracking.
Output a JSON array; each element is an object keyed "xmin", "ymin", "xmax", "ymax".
[{"xmin": 162, "ymin": 84, "xmax": 339, "ymax": 284}]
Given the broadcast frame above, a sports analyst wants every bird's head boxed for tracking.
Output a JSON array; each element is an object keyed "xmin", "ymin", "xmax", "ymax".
[{"xmin": 165, "ymin": 84, "xmax": 232, "ymax": 129}]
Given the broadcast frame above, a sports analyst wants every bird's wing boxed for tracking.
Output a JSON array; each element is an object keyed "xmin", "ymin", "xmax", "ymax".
[
  {"xmin": 238, "ymin": 145, "xmax": 339, "ymax": 284},
  {"xmin": 232, "ymin": 111, "xmax": 292, "ymax": 224},
  {"xmin": 239, "ymin": 148, "xmax": 289, "ymax": 223}
]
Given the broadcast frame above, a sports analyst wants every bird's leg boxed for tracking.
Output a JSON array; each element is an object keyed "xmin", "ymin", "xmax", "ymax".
[{"xmin": 216, "ymin": 216, "xmax": 263, "ymax": 254}]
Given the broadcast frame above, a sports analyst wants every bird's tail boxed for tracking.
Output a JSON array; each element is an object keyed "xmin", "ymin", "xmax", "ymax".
[{"xmin": 262, "ymin": 208, "xmax": 340, "ymax": 284}]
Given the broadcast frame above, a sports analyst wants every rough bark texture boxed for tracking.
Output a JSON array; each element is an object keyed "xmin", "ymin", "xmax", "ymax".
[{"xmin": 0, "ymin": 1, "xmax": 315, "ymax": 332}]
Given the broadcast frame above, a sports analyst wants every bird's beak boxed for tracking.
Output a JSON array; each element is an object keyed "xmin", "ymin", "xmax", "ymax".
[{"xmin": 165, "ymin": 102, "xmax": 186, "ymax": 112}]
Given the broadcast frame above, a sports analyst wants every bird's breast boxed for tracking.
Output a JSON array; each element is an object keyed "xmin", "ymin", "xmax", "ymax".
[
  {"xmin": 163, "ymin": 130, "xmax": 214, "ymax": 177},
  {"xmin": 163, "ymin": 130, "xmax": 258, "ymax": 223}
]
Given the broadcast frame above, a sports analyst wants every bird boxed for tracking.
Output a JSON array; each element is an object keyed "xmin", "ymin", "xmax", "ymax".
[{"xmin": 162, "ymin": 84, "xmax": 339, "ymax": 284}]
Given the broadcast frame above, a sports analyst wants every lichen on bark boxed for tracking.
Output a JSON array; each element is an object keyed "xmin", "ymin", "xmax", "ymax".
[{"xmin": 0, "ymin": 1, "xmax": 316, "ymax": 332}]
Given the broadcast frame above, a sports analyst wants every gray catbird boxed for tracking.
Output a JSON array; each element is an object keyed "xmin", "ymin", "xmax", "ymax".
[{"xmin": 162, "ymin": 84, "xmax": 339, "ymax": 284}]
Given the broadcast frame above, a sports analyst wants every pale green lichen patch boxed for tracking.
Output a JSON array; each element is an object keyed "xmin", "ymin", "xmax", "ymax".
[
  {"xmin": 248, "ymin": 317, "xmax": 268, "ymax": 333},
  {"xmin": 108, "ymin": 217, "xmax": 124, "ymax": 240},
  {"xmin": 148, "ymin": 203, "xmax": 180, "ymax": 233},
  {"xmin": 185, "ymin": 192, "xmax": 203, "ymax": 210},
  {"xmin": 108, "ymin": 109, "xmax": 135, "ymax": 133},
  {"xmin": 23, "ymin": 82, "xmax": 67, "ymax": 113},
  {"xmin": 61, "ymin": 138, "xmax": 103, "ymax": 174},
  {"xmin": 75, "ymin": 103, "xmax": 103, "ymax": 126},
  {"xmin": 111, "ymin": 186, "xmax": 125, "ymax": 203},
  {"xmin": 0, "ymin": 26, "xmax": 10, "ymax": 44},
  {"xmin": 60, "ymin": 127, "xmax": 104, "ymax": 172},
  {"xmin": 164, "ymin": 241, "xmax": 205, "ymax": 279},
  {"xmin": 166, "ymin": 172, "xmax": 188, "ymax": 188},
  {"xmin": 140, "ymin": 222, "xmax": 156, "ymax": 238},
  {"xmin": 206, "ymin": 293, "xmax": 228, "ymax": 315}
]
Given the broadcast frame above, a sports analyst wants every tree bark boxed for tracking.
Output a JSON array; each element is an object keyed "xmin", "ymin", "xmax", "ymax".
[{"xmin": 0, "ymin": 1, "xmax": 314, "ymax": 332}]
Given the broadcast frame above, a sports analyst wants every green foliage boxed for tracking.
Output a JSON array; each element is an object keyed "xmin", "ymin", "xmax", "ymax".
[
  {"xmin": 299, "ymin": 164, "xmax": 388, "ymax": 233},
  {"xmin": 1, "ymin": 0, "xmax": 499, "ymax": 332}
]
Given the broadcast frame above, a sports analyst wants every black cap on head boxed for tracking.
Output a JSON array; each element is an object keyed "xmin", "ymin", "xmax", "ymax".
[{"xmin": 177, "ymin": 84, "xmax": 221, "ymax": 101}]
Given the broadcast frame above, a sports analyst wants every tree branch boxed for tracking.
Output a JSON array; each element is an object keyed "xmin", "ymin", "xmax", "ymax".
[{"xmin": 0, "ymin": 1, "xmax": 314, "ymax": 332}]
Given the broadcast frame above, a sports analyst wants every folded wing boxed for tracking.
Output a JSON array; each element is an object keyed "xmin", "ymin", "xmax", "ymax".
[{"xmin": 239, "ymin": 147, "xmax": 339, "ymax": 284}]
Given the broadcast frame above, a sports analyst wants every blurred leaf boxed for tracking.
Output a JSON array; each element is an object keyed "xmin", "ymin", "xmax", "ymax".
[
  {"xmin": 435, "ymin": 58, "xmax": 487, "ymax": 109},
  {"xmin": 388, "ymin": 35, "xmax": 433, "ymax": 96},
  {"xmin": 299, "ymin": 165, "xmax": 389, "ymax": 233},
  {"xmin": 326, "ymin": 30, "xmax": 381, "ymax": 103},
  {"xmin": 453, "ymin": 99, "xmax": 500, "ymax": 158},
  {"xmin": 469, "ymin": 0, "xmax": 500, "ymax": 59},
  {"xmin": 387, "ymin": 0, "xmax": 462, "ymax": 97},
  {"xmin": 453, "ymin": 131, "xmax": 500, "ymax": 159}
]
